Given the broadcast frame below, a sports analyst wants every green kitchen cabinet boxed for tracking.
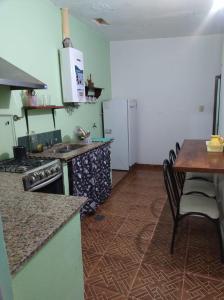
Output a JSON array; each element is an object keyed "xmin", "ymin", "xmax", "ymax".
[
  {"xmin": 0, "ymin": 216, "xmax": 13, "ymax": 300},
  {"xmin": 12, "ymin": 213, "xmax": 84, "ymax": 300}
]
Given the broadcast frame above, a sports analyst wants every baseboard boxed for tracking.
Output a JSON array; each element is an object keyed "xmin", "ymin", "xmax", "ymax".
[{"xmin": 134, "ymin": 164, "xmax": 162, "ymax": 170}]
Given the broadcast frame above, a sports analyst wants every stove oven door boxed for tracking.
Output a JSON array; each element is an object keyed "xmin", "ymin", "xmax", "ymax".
[{"xmin": 29, "ymin": 173, "xmax": 64, "ymax": 194}]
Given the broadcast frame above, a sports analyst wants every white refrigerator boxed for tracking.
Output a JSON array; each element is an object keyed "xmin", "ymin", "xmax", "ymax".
[{"xmin": 103, "ymin": 99, "xmax": 137, "ymax": 170}]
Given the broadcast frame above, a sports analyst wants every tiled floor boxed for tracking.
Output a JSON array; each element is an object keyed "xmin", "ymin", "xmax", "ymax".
[
  {"xmin": 81, "ymin": 167, "xmax": 224, "ymax": 299},
  {"xmin": 112, "ymin": 170, "xmax": 128, "ymax": 187}
]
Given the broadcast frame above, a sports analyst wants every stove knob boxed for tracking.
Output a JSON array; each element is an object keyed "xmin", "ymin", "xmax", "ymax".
[
  {"xmin": 50, "ymin": 168, "xmax": 54, "ymax": 174},
  {"xmin": 34, "ymin": 172, "xmax": 39, "ymax": 179},
  {"xmin": 51, "ymin": 167, "xmax": 56, "ymax": 173},
  {"xmin": 30, "ymin": 175, "xmax": 36, "ymax": 184},
  {"xmin": 55, "ymin": 166, "xmax": 60, "ymax": 172},
  {"xmin": 39, "ymin": 171, "xmax": 45, "ymax": 179},
  {"xmin": 45, "ymin": 169, "xmax": 51, "ymax": 176}
]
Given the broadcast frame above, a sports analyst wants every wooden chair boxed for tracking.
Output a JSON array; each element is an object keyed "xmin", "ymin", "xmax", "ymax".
[{"xmin": 163, "ymin": 159, "xmax": 223, "ymax": 261}]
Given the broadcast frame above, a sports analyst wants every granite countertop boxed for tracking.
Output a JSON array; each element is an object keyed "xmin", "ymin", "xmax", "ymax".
[
  {"xmin": 29, "ymin": 141, "xmax": 110, "ymax": 161},
  {"xmin": 0, "ymin": 173, "xmax": 87, "ymax": 275}
]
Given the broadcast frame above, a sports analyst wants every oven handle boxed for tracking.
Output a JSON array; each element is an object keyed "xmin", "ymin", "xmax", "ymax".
[{"xmin": 29, "ymin": 173, "xmax": 63, "ymax": 192}]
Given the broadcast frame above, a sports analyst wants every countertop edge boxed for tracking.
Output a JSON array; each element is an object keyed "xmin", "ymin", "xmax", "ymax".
[{"xmin": 28, "ymin": 141, "xmax": 112, "ymax": 161}]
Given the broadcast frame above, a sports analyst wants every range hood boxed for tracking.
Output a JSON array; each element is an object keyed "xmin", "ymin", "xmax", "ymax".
[{"xmin": 0, "ymin": 57, "xmax": 47, "ymax": 90}]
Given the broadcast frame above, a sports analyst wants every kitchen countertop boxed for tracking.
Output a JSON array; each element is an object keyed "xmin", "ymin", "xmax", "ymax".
[
  {"xmin": 0, "ymin": 173, "xmax": 87, "ymax": 275},
  {"xmin": 29, "ymin": 141, "xmax": 111, "ymax": 161}
]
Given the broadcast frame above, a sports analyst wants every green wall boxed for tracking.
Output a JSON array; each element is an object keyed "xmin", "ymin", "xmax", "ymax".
[{"xmin": 0, "ymin": 0, "xmax": 111, "ymax": 146}]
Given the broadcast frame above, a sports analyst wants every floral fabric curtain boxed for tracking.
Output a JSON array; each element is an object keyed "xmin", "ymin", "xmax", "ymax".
[{"xmin": 71, "ymin": 144, "xmax": 111, "ymax": 217}]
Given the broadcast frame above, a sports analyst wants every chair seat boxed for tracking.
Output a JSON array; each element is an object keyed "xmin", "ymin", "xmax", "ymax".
[
  {"xmin": 186, "ymin": 172, "xmax": 213, "ymax": 182},
  {"xmin": 183, "ymin": 179, "xmax": 216, "ymax": 198},
  {"xmin": 180, "ymin": 194, "xmax": 219, "ymax": 219}
]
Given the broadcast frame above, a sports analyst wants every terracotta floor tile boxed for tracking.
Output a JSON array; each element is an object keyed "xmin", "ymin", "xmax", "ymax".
[
  {"xmin": 106, "ymin": 190, "xmax": 142, "ymax": 205},
  {"xmin": 126, "ymin": 196, "xmax": 165, "ymax": 221},
  {"xmin": 157, "ymin": 202, "xmax": 173, "ymax": 223},
  {"xmin": 149, "ymin": 197, "xmax": 166, "ymax": 219},
  {"xmin": 112, "ymin": 171, "xmax": 128, "ymax": 188},
  {"xmin": 97, "ymin": 198, "xmax": 132, "ymax": 217},
  {"xmin": 111, "ymin": 191, "xmax": 161, "ymax": 207},
  {"xmin": 151, "ymin": 216, "xmax": 189, "ymax": 251},
  {"xmin": 186, "ymin": 246, "xmax": 224, "ymax": 281},
  {"xmin": 127, "ymin": 203, "xmax": 162, "ymax": 221},
  {"xmin": 127, "ymin": 179, "xmax": 165, "ymax": 190},
  {"xmin": 82, "ymin": 214, "xmax": 126, "ymax": 234},
  {"xmin": 188, "ymin": 217, "xmax": 219, "ymax": 250},
  {"xmin": 82, "ymin": 249, "xmax": 103, "ymax": 277},
  {"xmin": 182, "ymin": 273, "xmax": 224, "ymax": 300},
  {"xmin": 208, "ymin": 247, "xmax": 224, "ymax": 281},
  {"xmin": 128, "ymin": 263, "xmax": 183, "ymax": 300},
  {"xmin": 118, "ymin": 184, "xmax": 165, "ymax": 197},
  {"xmin": 82, "ymin": 168, "xmax": 223, "ymax": 299},
  {"xmin": 85, "ymin": 282, "xmax": 127, "ymax": 300},
  {"xmin": 81, "ymin": 227, "xmax": 116, "ymax": 254},
  {"xmin": 143, "ymin": 244, "xmax": 186, "ymax": 274},
  {"xmin": 86, "ymin": 254, "xmax": 140, "ymax": 297},
  {"xmin": 104, "ymin": 234, "xmax": 149, "ymax": 262},
  {"xmin": 186, "ymin": 247, "xmax": 210, "ymax": 278},
  {"xmin": 118, "ymin": 217, "xmax": 157, "ymax": 240}
]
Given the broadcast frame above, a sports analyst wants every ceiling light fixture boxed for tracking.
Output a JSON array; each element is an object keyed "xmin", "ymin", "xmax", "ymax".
[{"xmin": 212, "ymin": 0, "xmax": 224, "ymax": 12}]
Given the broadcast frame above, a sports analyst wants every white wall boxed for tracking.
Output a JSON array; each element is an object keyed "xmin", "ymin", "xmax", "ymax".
[
  {"xmin": 218, "ymin": 39, "xmax": 224, "ymax": 135},
  {"xmin": 110, "ymin": 35, "xmax": 223, "ymax": 164}
]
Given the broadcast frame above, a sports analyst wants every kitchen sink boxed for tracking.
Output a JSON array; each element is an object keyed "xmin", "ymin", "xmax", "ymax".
[{"xmin": 56, "ymin": 144, "xmax": 86, "ymax": 153}]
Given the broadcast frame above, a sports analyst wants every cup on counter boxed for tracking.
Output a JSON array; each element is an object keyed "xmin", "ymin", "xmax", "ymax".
[
  {"xmin": 46, "ymin": 95, "xmax": 51, "ymax": 106},
  {"xmin": 36, "ymin": 95, "xmax": 43, "ymax": 106},
  {"xmin": 39, "ymin": 95, "xmax": 51, "ymax": 106},
  {"xmin": 26, "ymin": 90, "xmax": 38, "ymax": 106}
]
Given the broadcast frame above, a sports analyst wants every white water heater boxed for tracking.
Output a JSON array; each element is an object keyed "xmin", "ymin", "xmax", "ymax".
[{"xmin": 60, "ymin": 47, "xmax": 85, "ymax": 103}]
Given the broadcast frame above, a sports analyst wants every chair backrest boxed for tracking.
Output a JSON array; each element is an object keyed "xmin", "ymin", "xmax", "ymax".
[
  {"xmin": 169, "ymin": 149, "xmax": 185, "ymax": 189},
  {"xmin": 176, "ymin": 142, "xmax": 181, "ymax": 155},
  {"xmin": 163, "ymin": 159, "xmax": 180, "ymax": 221},
  {"xmin": 169, "ymin": 149, "xmax": 176, "ymax": 165}
]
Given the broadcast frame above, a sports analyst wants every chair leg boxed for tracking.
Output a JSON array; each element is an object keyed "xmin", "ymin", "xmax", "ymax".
[
  {"xmin": 216, "ymin": 220, "xmax": 224, "ymax": 263},
  {"xmin": 170, "ymin": 219, "xmax": 178, "ymax": 254}
]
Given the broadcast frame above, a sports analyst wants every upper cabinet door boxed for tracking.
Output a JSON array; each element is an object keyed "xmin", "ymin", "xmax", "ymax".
[{"xmin": 0, "ymin": 115, "xmax": 16, "ymax": 160}]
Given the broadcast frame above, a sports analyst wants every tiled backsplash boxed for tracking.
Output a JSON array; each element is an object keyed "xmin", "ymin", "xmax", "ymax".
[{"xmin": 18, "ymin": 130, "xmax": 62, "ymax": 152}]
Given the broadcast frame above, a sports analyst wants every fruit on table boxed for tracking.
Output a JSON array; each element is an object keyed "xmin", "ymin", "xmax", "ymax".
[{"xmin": 210, "ymin": 135, "xmax": 223, "ymax": 145}]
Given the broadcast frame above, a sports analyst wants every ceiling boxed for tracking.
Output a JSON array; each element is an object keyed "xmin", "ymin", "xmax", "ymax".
[{"xmin": 51, "ymin": 0, "xmax": 224, "ymax": 40}]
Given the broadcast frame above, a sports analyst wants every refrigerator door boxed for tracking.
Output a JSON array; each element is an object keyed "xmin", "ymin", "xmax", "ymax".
[
  {"xmin": 128, "ymin": 99, "xmax": 137, "ymax": 167},
  {"xmin": 103, "ymin": 100, "xmax": 129, "ymax": 170}
]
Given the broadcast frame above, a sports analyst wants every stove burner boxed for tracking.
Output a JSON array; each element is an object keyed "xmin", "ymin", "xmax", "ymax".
[
  {"xmin": 16, "ymin": 166, "xmax": 29, "ymax": 173},
  {"xmin": 0, "ymin": 158, "xmax": 54, "ymax": 173}
]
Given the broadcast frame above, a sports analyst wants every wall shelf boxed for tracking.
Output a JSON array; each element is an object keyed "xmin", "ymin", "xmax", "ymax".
[
  {"xmin": 85, "ymin": 86, "xmax": 103, "ymax": 101},
  {"xmin": 23, "ymin": 106, "xmax": 64, "ymax": 110},
  {"xmin": 23, "ymin": 106, "xmax": 64, "ymax": 134}
]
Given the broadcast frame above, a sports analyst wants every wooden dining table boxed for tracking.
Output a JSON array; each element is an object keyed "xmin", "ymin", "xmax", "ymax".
[{"xmin": 174, "ymin": 139, "xmax": 224, "ymax": 173}]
